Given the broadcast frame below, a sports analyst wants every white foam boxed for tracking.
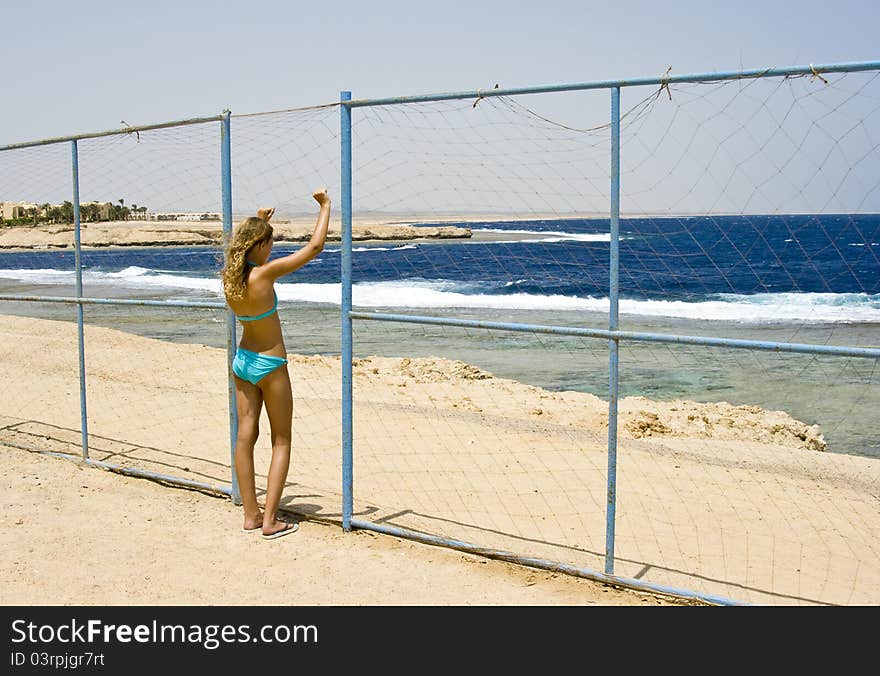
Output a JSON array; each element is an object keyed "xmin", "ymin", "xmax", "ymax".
[
  {"xmin": 475, "ymin": 228, "xmax": 611, "ymax": 242},
  {"xmin": 704, "ymin": 292, "xmax": 880, "ymax": 323},
  {"xmin": 0, "ymin": 267, "xmax": 220, "ymax": 293},
  {"xmin": 324, "ymin": 244, "xmax": 420, "ymax": 253},
  {"xmin": 104, "ymin": 266, "xmax": 151, "ymax": 277},
  {"xmin": 278, "ymin": 281, "xmax": 880, "ymax": 323},
  {"xmin": 0, "ymin": 268, "xmax": 75, "ymax": 282},
  {"xmin": 3, "ymin": 266, "xmax": 878, "ymax": 323}
]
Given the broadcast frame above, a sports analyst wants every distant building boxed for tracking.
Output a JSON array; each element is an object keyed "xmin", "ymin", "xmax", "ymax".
[
  {"xmin": 2, "ymin": 200, "xmax": 118, "ymax": 222},
  {"xmin": 84, "ymin": 201, "xmax": 114, "ymax": 220},
  {"xmin": 0, "ymin": 201, "xmax": 40, "ymax": 219},
  {"xmin": 150, "ymin": 212, "xmax": 220, "ymax": 222},
  {"xmin": 2, "ymin": 201, "xmax": 210, "ymax": 223}
]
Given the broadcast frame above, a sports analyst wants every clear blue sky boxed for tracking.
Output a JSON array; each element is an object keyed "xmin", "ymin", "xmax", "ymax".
[{"xmin": 1, "ymin": 0, "xmax": 878, "ymax": 145}]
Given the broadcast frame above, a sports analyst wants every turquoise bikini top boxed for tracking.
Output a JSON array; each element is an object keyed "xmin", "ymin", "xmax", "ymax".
[
  {"xmin": 237, "ymin": 291, "xmax": 278, "ymax": 322},
  {"xmin": 238, "ymin": 260, "xmax": 278, "ymax": 322}
]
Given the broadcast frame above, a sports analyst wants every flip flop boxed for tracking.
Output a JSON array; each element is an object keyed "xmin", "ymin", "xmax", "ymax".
[{"xmin": 262, "ymin": 522, "xmax": 299, "ymax": 540}]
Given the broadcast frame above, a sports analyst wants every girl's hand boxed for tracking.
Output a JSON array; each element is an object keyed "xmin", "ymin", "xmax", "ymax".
[
  {"xmin": 257, "ymin": 207, "xmax": 275, "ymax": 222},
  {"xmin": 312, "ymin": 188, "xmax": 331, "ymax": 206}
]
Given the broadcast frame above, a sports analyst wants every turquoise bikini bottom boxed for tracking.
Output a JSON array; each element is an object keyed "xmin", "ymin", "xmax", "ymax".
[{"xmin": 232, "ymin": 348, "xmax": 288, "ymax": 385}]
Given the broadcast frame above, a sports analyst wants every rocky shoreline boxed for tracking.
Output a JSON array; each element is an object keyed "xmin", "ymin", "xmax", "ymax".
[{"xmin": 0, "ymin": 219, "xmax": 472, "ymax": 250}]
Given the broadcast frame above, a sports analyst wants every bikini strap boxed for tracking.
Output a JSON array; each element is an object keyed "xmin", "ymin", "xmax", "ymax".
[{"xmin": 236, "ymin": 290, "xmax": 278, "ymax": 322}]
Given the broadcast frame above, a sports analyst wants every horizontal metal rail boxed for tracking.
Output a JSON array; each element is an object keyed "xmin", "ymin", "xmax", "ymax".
[
  {"xmin": 351, "ymin": 519, "xmax": 745, "ymax": 606},
  {"xmin": 3, "ymin": 61, "xmax": 877, "ymax": 149},
  {"xmin": 0, "ymin": 294, "xmax": 226, "ymax": 310},
  {"xmin": 0, "ymin": 115, "xmax": 225, "ymax": 152},
  {"xmin": 345, "ymin": 61, "xmax": 880, "ymax": 108},
  {"xmin": 350, "ymin": 310, "xmax": 880, "ymax": 359},
  {"xmin": 9, "ymin": 447, "xmax": 233, "ymax": 497},
  {"xmin": 83, "ymin": 456, "xmax": 232, "ymax": 496}
]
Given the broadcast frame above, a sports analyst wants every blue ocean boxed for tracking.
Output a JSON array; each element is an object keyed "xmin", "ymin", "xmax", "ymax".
[
  {"xmin": 1, "ymin": 214, "xmax": 878, "ymax": 456},
  {"xmin": 2, "ymin": 214, "xmax": 878, "ymax": 319}
]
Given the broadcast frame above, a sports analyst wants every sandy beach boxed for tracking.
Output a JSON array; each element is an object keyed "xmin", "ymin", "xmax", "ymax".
[
  {"xmin": 0, "ymin": 315, "xmax": 682, "ymax": 606},
  {"xmin": 0, "ymin": 442, "xmax": 678, "ymax": 606},
  {"xmin": 1, "ymin": 314, "xmax": 877, "ymax": 606}
]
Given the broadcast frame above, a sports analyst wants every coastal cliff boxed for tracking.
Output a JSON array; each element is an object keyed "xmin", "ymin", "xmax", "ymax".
[{"xmin": 0, "ymin": 219, "xmax": 471, "ymax": 249}]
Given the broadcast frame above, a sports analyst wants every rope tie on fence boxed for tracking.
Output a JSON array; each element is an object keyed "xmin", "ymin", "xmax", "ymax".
[
  {"xmin": 120, "ymin": 121, "xmax": 141, "ymax": 143},
  {"xmin": 809, "ymin": 64, "xmax": 829, "ymax": 85},
  {"xmin": 473, "ymin": 84, "xmax": 499, "ymax": 108},
  {"xmin": 659, "ymin": 66, "xmax": 673, "ymax": 101}
]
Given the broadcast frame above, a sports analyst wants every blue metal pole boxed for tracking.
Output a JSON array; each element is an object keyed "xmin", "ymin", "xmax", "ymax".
[
  {"xmin": 347, "ymin": 311, "xmax": 880, "ymax": 359},
  {"xmin": 221, "ymin": 110, "xmax": 241, "ymax": 506},
  {"xmin": 5, "ymin": 293, "xmax": 876, "ymax": 358},
  {"xmin": 344, "ymin": 60, "xmax": 880, "ymax": 108},
  {"xmin": 1, "ymin": 61, "xmax": 878, "ymax": 151},
  {"xmin": 350, "ymin": 518, "xmax": 745, "ymax": 605},
  {"xmin": 34, "ymin": 451, "xmax": 234, "ymax": 497},
  {"xmin": 0, "ymin": 295, "xmax": 226, "ymax": 310},
  {"xmin": 340, "ymin": 91, "xmax": 354, "ymax": 531},
  {"xmin": 605, "ymin": 87, "xmax": 621, "ymax": 576},
  {"xmin": 71, "ymin": 140, "xmax": 89, "ymax": 461},
  {"xmin": 0, "ymin": 114, "xmax": 225, "ymax": 152}
]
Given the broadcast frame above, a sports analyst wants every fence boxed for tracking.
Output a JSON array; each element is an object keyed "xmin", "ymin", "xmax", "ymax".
[{"xmin": 1, "ymin": 60, "xmax": 879, "ymax": 605}]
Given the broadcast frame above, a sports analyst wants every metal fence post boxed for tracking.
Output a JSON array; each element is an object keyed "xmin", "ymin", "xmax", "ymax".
[
  {"xmin": 221, "ymin": 110, "xmax": 241, "ymax": 505},
  {"xmin": 605, "ymin": 86, "xmax": 621, "ymax": 575},
  {"xmin": 341, "ymin": 91, "xmax": 354, "ymax": 531},
  {"xmin": 71, "ymin": 140, "xmax": 89, "ymax": 460}
]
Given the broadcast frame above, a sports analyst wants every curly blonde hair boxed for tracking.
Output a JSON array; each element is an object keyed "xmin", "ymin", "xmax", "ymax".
[{"xmin": 220, "ymin": 217, "xmax": 274, "ymax": 302}]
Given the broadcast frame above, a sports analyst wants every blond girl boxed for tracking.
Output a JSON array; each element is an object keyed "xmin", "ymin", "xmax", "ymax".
[{"xmin": 221, "ymin": 189, "xmax": 331, "ymax": 539}]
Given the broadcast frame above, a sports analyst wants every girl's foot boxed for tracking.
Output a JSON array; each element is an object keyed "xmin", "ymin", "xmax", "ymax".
[
  {"xmin": 262, "ymin": 519, "xmax": 298, "ymax": 540},
  {"xmin": 242, "ymin": 512, "xmax": 264, "ymax": 533}
]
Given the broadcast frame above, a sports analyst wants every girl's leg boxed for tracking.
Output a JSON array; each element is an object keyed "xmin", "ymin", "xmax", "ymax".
[
  {"xmin": 234, "ymin": 375, "xmax": 264, "ymax": 530},
  {"xmin": 258, "ymin": 364, "xmax": 295, "ymax": 536}
]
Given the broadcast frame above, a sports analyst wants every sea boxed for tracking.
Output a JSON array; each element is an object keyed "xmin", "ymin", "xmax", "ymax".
[{"xmin": 1, "ymin": 214, "xmax": 878, "ymax": 458}]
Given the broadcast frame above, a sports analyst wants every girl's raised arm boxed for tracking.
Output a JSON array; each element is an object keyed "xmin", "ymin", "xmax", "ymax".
[{"xmin": 261, "ymin": 188, "xmax": 331, "ymax": 280}]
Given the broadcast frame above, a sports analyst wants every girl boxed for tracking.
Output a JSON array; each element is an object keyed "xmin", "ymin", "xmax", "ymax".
[{"xmin": 221, "ymin": 188, "xmax": 331, "ymax": 539}]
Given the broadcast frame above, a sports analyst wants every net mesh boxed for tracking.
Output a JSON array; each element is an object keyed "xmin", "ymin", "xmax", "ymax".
[{"xmin": 1, "ymin": 68, "xmax": 878, "ymax": 605}]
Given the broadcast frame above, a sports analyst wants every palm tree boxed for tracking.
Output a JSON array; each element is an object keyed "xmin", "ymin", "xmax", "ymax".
[
  {"xmin": 132, "ymin": 204, "xmax": 138, "ymax": 222},
  {"xmin": 41, "ymin": 203, "xmax": 51, "ymax": 224}
]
